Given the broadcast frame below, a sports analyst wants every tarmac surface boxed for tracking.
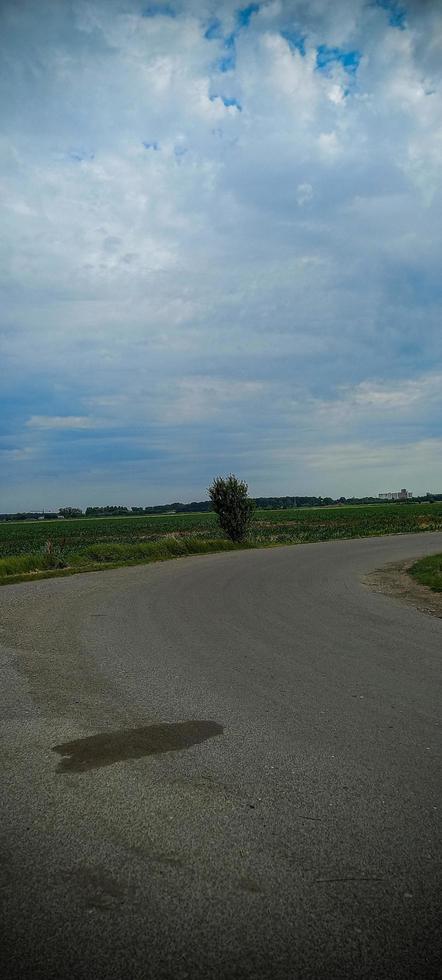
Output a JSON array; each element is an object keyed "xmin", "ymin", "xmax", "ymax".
[{"xmin": 1, "ymin": 532, "xmax": 441, "ymax": 979}]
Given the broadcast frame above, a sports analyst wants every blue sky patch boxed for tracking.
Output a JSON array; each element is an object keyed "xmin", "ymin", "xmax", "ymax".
[
  {"xmin": 316, "ymin": 45, "xmax": 361, "ymax": 74},
  {"xmin": 68, "ymin": 149, "xmax": 95, "ymax": 162},
  {"xmin": 217, "ymin": 51, "xmax": 236, "ymax": 72},
  {"xmin": 281, "ymin": 29, "xmax": 306, "ymax": 56},
  {"xmin": 236, "ymin": 4, "xmax": 260, "ymax": 29},
  {"xmin": 210, "ymin": 94, "xmax": 242, "ymax": 110},
  {"xmin": 204, "ymin": 18, "xmax": 223, "ymax": 40},
  {"xmin": 142, "ymin": 140, "xmax": 159, "ymax": 150},
  {"xmin": 217, "ymin": 54, "xmax": 235, "ymax": 72},
  {"xmin": 375, "ymin": 0, "xmax": 407, "ymax": 29},
  {"xmin": 212, "ymin": 33, "xmax": 237, "ymax": 72},
  {"xmin": 142, "ymin": 3, "xmax": 176, "ymax": 17}
]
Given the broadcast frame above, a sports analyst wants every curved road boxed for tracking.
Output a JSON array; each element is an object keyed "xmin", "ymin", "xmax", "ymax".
[{"xmin": 1, "ymin": 533, "xmax": 441, "ymax": 979}]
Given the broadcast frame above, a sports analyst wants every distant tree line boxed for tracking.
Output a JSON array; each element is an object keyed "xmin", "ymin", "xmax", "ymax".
[
  {"xmin": 0, "ymin": 512, "xmax": 60, "ymax": 522},
  {"xmin": 84, "ymin": 501, "xmax": 213, "ymax": 517},
  {"xmin": 1, "ymin": 493, "xmax": 442, "ymax": 522}
]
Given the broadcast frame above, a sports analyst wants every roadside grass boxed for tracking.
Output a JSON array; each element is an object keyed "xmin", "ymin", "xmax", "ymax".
[
  {"xmin": 0, "ymin": 536, "xmax": 253, "ymax": 586},
  {"xmin": 409, "ymin": 553, "xmax": 442, "ymax": 593}
]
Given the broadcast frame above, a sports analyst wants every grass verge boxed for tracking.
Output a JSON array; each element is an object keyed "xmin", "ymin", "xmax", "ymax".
[
  {"xmin": 409, "ymin": 553, "xmax": 442, "ymax": 593},
  {"xmin": 0, "ymin": 536, "xmax": 254, "ymax": 587}
]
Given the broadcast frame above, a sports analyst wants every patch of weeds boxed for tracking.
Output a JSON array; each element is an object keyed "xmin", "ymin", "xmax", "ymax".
[
  {"xmin": 0, "ymin": 536, "xmax": 253, "ymax": 585},
  {"xmin": 409, "ymin": 553, "xmax": 442, "ymax": 592},
  {"xmin": 42, "ymin": 538, "xmax": 68, "ymax": 569}
]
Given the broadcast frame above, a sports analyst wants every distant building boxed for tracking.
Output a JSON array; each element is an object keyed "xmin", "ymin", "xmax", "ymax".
[{"xmin": 378, "ymin": 489, "xmax": 413, "ymax": 501}]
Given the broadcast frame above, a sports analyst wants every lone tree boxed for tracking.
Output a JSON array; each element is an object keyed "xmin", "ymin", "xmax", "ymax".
[{"xmin": 208, "ymin": 474, "xmax": 255, "ymax": 543}]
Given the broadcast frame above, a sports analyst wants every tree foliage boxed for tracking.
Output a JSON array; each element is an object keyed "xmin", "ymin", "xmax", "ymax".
[{"xmin": 208, "ymin": 474, "xmax": 255, "ymax": 542}]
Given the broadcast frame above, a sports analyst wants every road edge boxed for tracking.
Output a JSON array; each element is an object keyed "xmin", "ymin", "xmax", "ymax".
[{"xmin": 363, "ymin": 559, "xmax": 442, "ymax": 619}]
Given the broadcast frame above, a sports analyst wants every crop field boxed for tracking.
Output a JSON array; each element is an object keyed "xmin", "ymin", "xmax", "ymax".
[
  {"xmin": 1, "ymin": 503, "xmax": 442, "ymax": 558},
  {"xmin": 1, "ymin": 502, "xmax": 442, "ymax": 584},
  {"xmin": 0, "ymin": 512, "xmax": 217, "ymax": 558}
]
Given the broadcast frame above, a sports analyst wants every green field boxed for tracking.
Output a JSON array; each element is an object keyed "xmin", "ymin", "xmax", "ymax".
[
  {"xmin": 1, "ymin": 503, "xmax": 441, "ymax": 557},
  {"xmin": 1, "ymin": 502, "xmax": 442, "ymax": 585},
  {"xmin": 409, "ymin": 553, "xmax": 442, "ymax": 593}
]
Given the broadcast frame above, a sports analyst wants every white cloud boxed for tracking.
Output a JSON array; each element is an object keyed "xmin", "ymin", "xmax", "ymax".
[
  {"xmin": 157, "ymin": 377, "xmax": 266, "ymax": 423},
  {"xmin": 313, "ymin": 373, "xmax": 442, "ymax": 419},
  {"xmin": 0, "ymin": 447, "xmax": 36, "ymax": 461},
  {"xmin": 317, "ymin": 130, "xmax": 341, "ymax": 159},
  {"xmin": 26, "ymin": 416, "xmax": 101, "ymax": 430},
  {"xmin": 296, "ymin": 181, "xmax": 313, "ymax": 205}
]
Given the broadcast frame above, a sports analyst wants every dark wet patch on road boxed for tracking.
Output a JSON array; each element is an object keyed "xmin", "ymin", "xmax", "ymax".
[{"xmin": 52, "ymin": 720, "xmax": 223, "ymax": 773}]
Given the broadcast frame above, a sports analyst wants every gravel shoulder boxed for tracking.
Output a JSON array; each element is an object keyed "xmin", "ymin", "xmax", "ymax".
[{"xmin": 363, "ymin": 559, "xmax": 442, "ymax": 619}]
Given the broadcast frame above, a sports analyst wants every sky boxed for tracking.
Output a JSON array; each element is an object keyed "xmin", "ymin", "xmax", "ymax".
[{"xmin": 1, "ymin": 0, "xmax": 442, "ymax": 510}]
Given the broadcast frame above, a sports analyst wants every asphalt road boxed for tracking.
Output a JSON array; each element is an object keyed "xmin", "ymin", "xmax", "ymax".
[{"xmin": 1, "ymin": 533, "xmax": 441, "ymax": 980}]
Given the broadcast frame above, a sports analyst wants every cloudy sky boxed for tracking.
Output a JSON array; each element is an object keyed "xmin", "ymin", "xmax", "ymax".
[{"xmin": 1, "ymin": 0, "xmax": 441, "ymax": 509}]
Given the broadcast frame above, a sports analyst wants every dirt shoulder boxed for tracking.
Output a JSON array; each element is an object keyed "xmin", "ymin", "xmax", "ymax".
[{"xmin": 363, "ymin": 559, "xmax": 442, "ymax": 619}]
